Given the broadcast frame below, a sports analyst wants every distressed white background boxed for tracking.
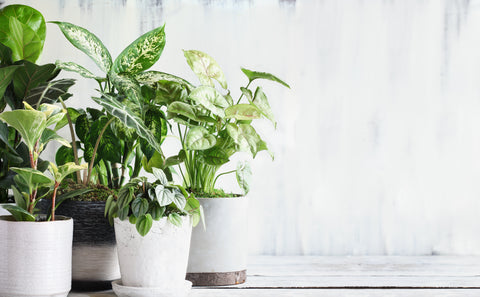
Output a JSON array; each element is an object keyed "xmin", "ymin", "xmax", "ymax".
[{"xmin": 4, "ymin": 0, "xmax": 480, "ymax": 256}]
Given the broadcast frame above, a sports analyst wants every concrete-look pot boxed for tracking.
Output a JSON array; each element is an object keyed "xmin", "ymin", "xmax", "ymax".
[
  {"xmin": 0, "ymin": 215, "xmax": 73, "ymax": 297},
  {"xmin": 187, "ymin": 196, "xmax": 248, "ymax": 286},
  {"xmin": 113, "ymin": 215, "xmax": 192, "ymax": 291}
]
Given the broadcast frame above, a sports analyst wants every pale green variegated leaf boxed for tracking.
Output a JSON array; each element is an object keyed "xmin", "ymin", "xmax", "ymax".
[
  {"xmin": 0, "ymin": 65, "xmax": 20, "ymax": 99},
  {"xmin": 0, "ymin": 109, "xmax": 46, "ymax": 152},
  {"xmin": 225, "ymin": 104, "xmax": 262, "ymax": 120},
  {"xmin": 112, "ymin": 25, "xmax": 166, "ymax": 74},
  {"xmin": 55, "ymin": 60, "xmax": 103, "ymax": 80},
  {"xmin": 240, "ymin": 87, "xmax": 253, "ymax": 102},
  {"xmin": 186, "ymin": 126, "xmax": 216, "ymax": 150},
  {"xmin": 253, "ymin": 87, "xmax": 276, "ymax": 127},
  {"xmin": 152, "ymin": 167, "xmax": 168, "ymax": 185},
  {"xmin": 236, "ymin": 161, "xmax": 252, "ymax": 195},
  {"xmin": 135, "ymin": 71, "xmax": 194, "ymax": 90},
  {"xmin": 24, "ymin": 78, "xmax": 75, "ymax": 108},
  {"xmin": 11, "ymin": 167, "xmax": 53, "ymax": 193},
  {"xmin": 188, "ymin": 86, "xmax": 229, "ymax": 118},
  {"xmin": 183, "ymin": 50, "xmax": 227, "ymax": 89},
  {"xmin": 92, "ymin": 94, "xmax": 162, "ymax": 153},
  {"xmin": 241, "ymin": 68, "xmax": 290, "ymax": 88},
  {"xmin": 52, "ymin": 21, "xmax": 112, "ymax": 73},
  {"xmin": 226, "ymin": 123, "xmax": 266, "ymax": 157},
  {"xmin": 109, "ymin": 72, "xmax": 142, "ymax": 106},
  {"xmin": 168, "ymin": 212, "xmax": 183, "ymax": 227},
  {"xmin": 155, "ymin": 184, "xmax": 174, "ymax": 206},
  {"xmin": 55, "ymin": 107, "xmax": 81, "ymax": 130},
  {"xmin": 50, "ymin": 162, "xmax": 87, "ymax": 183},
  {"xmin": 172, "ymin": 190, "xmax": 187, "ymax": 210},
  {"xmin": 199, "ymin": 147, "xmax": 230, "ymax": 166},
  {"xmin": 41, "ymin": 128, "xmax": 71, "ymax": 148},
  {"xmin": 167, "ymin": 101, "xmax": 199, "ymax": 122}
]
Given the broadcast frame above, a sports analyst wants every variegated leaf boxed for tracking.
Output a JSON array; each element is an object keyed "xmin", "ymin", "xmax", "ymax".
[
  {"xmin": 188, "ymin": 86, "xmax": 229, "ymax": 118},
  {"xmin": 109, "ymin": 71, "xmax": 142, "ymax": 107},
  {"xmin": 135, "ymin": 71, "xmax": 194, "ymax": 91},
  {"xmin": 253, "ymin": 86, "xmax": 276, "ymax": 127},
  {"xmin": 225, "ymin": 104, "xmax": 262, "ymax": 120},
  {"xmin": 91, "ymin": 94, "xmax": 162, "ymax": 153},
  {"xmin": 226, "ymin": 123, "xmax": 267, "ymax": 157},
  {"xmin": 55, "ymin": 60, "xmax": 103, "ymax": 80},
  {"xmin": 52, "ymin": 21, "xmax": 112, "ymax": 73},
  {"xmin": 185, "ymin": 126, "xmax": 216, "ymax": 150},
  {"xmin": 24, "ymin": 78, "xmax": 75, "ymax": 108},
  {"xmin": 112, "ymin": 25, "xmax": 166, "ymax": 74},
  {"xmin": 183, "ymin": 50, "xmax": 227, "ymax": 89}
]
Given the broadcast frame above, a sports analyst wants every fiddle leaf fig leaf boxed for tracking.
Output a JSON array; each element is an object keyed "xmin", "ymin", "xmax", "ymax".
[
  {"xmin": 225, "ymin": 104, "xmax": 262, "ymax": 120},
  {"xmin": 112, "ymin": 24, "xmax": 166, "ymax": 74},
  {"xmin": 136, "ymin": 214, "xmax": 153, "ymax": 237},
  {"xmin": 0, "ymin": 5, "xmax": 46, "ymax": 62},
  {"xmin": 0, "ymin": 109, "xmax": 46, "ymax": 152},
  {"xmin": 236, "ymin": 161, "xmax": 252, "ymax": 195},
  {"xmin": 188, "ymin": 86, "xmax": 229, "ymax": 117},
  {"xmin": 253, "ymin": 87, "xmax": 276, "ymax": 127},
  {"xmin": 52, "ymin": 21, "xmax": 113, "ymax": 73},
  {"xmin": 0, "ymin": 65, "xmax": 20, "ymax": 99},
  {"xmin": 55, "ymin": 60, "xmax": 103, "ymax": 80},
  {"xmin": 183, "ymin": 50, "xmax": 227, "ymax": 89},
  {"xmin": 185, "ymin": 126, "xmax": 216, "ymax": 150},
  {"xmin": 241, "ymin": 68, "xmax": 290, "ymax": 88},
  {"xmin": 92, "ymin": 94, "xmax": 162, "ymax": 153}
]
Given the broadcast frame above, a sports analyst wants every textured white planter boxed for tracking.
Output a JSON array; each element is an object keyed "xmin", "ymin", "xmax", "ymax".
[
  {"xmin": 0, "ymin": 215, "xmax": 73, "ymax": 297},
  {"xmin": 187, "ymin": 196, "xmax": 248, "ymax": 286},
  {"xmin": 114, "ymin": 216, "xmax": 192, "ymax": 289}
]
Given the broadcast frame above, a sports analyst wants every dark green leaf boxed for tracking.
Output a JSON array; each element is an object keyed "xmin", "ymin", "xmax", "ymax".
[
  {"xmin": 136, "ymin": 213, "xmax": 153, "ymax": 236},
  {"xmin": 150, "ymin": 204, "xmax": 165, "ymax": 220},
  {"xmin": 2, "ymin": 204, "xmax": 35, "ymax": 221},
  {"xmin": 12, "ymin": 62, "xmax": 58, "ymax": 102},
  {"xmin": 24, "ymin": 79, "xmax": 75, "ymax": 108},
  {"xmin": 241, "ymin": 68, "xmax": 290, "ymax": 88},
  {"xmin": 117, "ymin": 205, "xmax": 130, "ymax": 221},
  {"xmin": 74, "ymin": 113, "xmax": 89, "ymax": 143},
  {"xmin": 0, "ymin": 65, "xmax": 20, "ymax": 99},
  {"xmin": 0, "ymin": 42, "xmax": 13, "ymax": 65},
  {"xmin": 131, "ymin": 197, "xmax": 149, "ymax": 218},
  {"xmin": 198, "ymin": 146, "xmax": 230, "ymax": 165}
]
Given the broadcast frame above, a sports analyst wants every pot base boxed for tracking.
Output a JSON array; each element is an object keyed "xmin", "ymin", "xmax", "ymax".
[
  {"xmin": 186, "ymin": 270, "xmax": 246, "ymax": 286},
  {"xmin": 112, "ymin": 279, "xmax": 191, "ymax": 297},
  {"xmin": 72, "ymin": 280, "xmax": 117, "ymax": 291}
]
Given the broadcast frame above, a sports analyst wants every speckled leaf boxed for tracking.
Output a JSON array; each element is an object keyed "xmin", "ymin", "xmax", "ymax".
[
  {"xmin": 184, "ymin": 50, "xmax": 227, "ymax": 89},
  {"xmin": 186, "ymin": 126, "xmax": 216, "ymax": 150},
  {"xmin": 135, "ymin": 71, "xmax": 194, "ymax": 90},
  {"xmin": 52, "ymin": 21, "xmax": 112, "ymax": 73},
  {"xmin": 55, "ymin": 60, "xmax": 103, "ymax": 80},
  {"xmin": 112, "ymin": 25, "xmax": 165, "ymax": 74},
  {"xmin": 225, "ymin": 104, "xmax": 262, "ymax": 120},
  {"xmin": 188, "ymin": 86, "xmax": 229, "ymax": 118},
  {"xmin": 110, "ymin": 72, "xmax": 142, "ymax": 106},
  {"xmin": 241, "ymin": 68, "xmax": 290, "ymax": 88}
]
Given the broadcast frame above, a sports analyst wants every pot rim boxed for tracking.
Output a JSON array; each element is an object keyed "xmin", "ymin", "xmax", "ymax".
[{"xmin": 0, "ymin": 215, "xmax": 72, "ymax": 223}]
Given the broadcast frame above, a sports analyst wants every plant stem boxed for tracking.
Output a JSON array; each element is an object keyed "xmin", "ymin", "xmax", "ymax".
[
  {"xmin": 212, "ymin": 169, "xmax": 236, "ymax": 189},
  {"xmin": 51, "ymin": 182, "xmax": 60, "ymax": 221},
  {"xmin": 86, "ymin": 117, "xmax": 115, "ymax": 185},
  {"xmin": 59, "ymin": 98, "xmax": 81, "ymax": 182}
]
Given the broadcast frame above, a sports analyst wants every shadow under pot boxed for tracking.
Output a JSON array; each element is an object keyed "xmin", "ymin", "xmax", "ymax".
[{"xmin": 44, "ymin": 200, "xmax": 120, "ymax": 291}]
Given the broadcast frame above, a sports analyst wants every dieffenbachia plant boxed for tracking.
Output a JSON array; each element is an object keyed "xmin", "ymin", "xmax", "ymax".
[
  {"xmin": 0, "ymin": 5, "xmax": 75, "ymax": 202},
  {"xmin": 0, "ymin": 103, "xmax": 86, "ymax": 221},
  {"xmin": 104, "ymin": 168, "xmax": 203, "ymax": 236},
  {"xmin": 52, "ymin": 21, "xmax": 187, "ymax": 188},
  {"xmin": 167, "ymin": 50, "xmax": 290, "ymax": 195}
]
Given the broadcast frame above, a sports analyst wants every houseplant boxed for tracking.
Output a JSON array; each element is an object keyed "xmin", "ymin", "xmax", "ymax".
[
  {"xmin": 105, "ymin": 167, "xmax": 202, "ymax": 296},
  {"xmin": 0, "ymin": 104, "xmax": 86, "ymax": 297},
  {"xmin": 51, "ymin": 20, "xmax": 189, "ymax": 290},
  {"xmin": 166, "ymin": 50, "xmax": 289, "ymax": 285}
]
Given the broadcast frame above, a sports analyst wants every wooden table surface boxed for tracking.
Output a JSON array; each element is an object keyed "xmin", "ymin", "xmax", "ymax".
[{"xmin": 69, "ymin": 256, "xmax": 480, "ymax": 296}]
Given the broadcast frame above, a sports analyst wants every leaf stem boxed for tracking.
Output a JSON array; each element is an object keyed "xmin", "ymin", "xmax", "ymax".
[
  {"xmin": 86, "ymin": 117, "xmax": 115, "ymax": 184},
  {"xmin": 59, "ymin": 98, "xmax": 82, "ymax": 182}
]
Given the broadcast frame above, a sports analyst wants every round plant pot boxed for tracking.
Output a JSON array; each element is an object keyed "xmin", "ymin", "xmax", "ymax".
[
  {"xmin": 187, "ymin": 196, "xmax": 248, "ymax": 286},
  {"xmin": 114, "ymin": 215, "xmax": 192, "ymax": 289},
  {"xmin": 0, "ymin": 215, "xmax": 73, "ymax": 297},
  {"xmin": 55, "ymin": 200, "xmax": 120, "ymax": 291}
]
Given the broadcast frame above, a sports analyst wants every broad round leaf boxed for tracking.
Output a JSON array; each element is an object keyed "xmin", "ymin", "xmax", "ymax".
[
  {"xmin": 183, "ymin": 50, "xmax": 227, "ymax": 89},
  {"xmin": 132, "ymin": 197, "xmax": 149, "ymax": 218},
  {"xmin": 155, "ymin": 184, "xmax": 174, "ymax": 206},
  {"xmin": 136, "ymin": 214, "xmax": 153, "ymax": 236},
  {"xmin": 168, "ymin": 213, "xmax": 183, "ymax": 227},
  {"xmin": 172, "ymin": 191, "xmax": 187, "ymax": 210},
  {"xmin": 188, "ymin": 86, "xmax": 229, "ymax": 118},
  {"xmin": 0, "ymin": 109, "xmax": 46, "ymax": 152},
  {"xmin": 185, "ymin": 126, "xmax": 216, "ymax": 151}
]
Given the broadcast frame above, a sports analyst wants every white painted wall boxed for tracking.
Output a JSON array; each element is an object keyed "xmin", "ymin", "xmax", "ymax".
[{"xmin": 4, "ymin": 0, "xmax": 480, "ymax": 256}]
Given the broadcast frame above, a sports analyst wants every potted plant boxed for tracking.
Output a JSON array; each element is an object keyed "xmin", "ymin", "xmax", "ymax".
[
  {"xmin": 49, "ymin": 20, "xmax": 190, "ymax": 290},
  {"xmin": 166, "ymin": 50, "xmax": 290, "ymax": 285},
  {"xmin": 0, "ymin": 103, "xmax": 86, "ymax": 297},
  {"xmin": 0, "ymin": 4, "xmax": 75, "ymax": 208},
  {"xmin": 104, "ymin": 167, "xmax": 202, "ymax": 296}
]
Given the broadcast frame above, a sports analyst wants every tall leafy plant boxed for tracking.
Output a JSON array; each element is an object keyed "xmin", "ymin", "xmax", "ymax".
[
  {"xmin": 53, "ymin": 22, "xmax": 188, "ymax": 189},
  {"xmin": 0, "ymin": 5, "xmax": 75, "ymax": 202},
  {"xmin": 0, "ymin": 103, "xmax": 86, "ymax": 221},
  {"xmin": 167, "ymin": 50, "xmax": 290, "ymax": 195}
]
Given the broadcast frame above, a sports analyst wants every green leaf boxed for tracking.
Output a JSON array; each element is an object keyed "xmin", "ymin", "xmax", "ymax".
[
  {"xmin": 136, "ymin": 213, "xmax": 153, "ymax": 236},
  {"xmin": 135, "ymin": 71, "xmax": 194, "ymax": 90},
  {"xmin": 188, "ymin": 86, "xmax": 229, "ymax": 118},
  {"xmin": 144, "ymin": 108, "xmax": 167, "ymax": 145},
  {"xmin": 40, "ymin": 128, "xmax": 71, "ymax": 148},
  {"xmin": 225, "ymin": 104, "xmax": 262, "ymax": 120},
  {"xmin": 185, "ymin": 126, "xmax": 216, "ymax": 150},
  {"xmin": 109, "ymin": 72, "xmax": 142, "ymax": 106},
  {"xmin": 55, "ymin": 107, "xmax": 81, "ymax": 131},
  {"xmin": 50, "ymin": 162, "xmax": 87, "ymax": 183},
  {"xmin": 252, "ymin": 87, "xmax": 276, "ymax": 127},
  {"xmin": 55, "ymin": 145, "xmax": 75, "ymax": 166},
  {"xmin": 13, "ymin": 62, "xmax": 58, "ymax": 102},
  {"xmin": 2, "ymin": 204, "xmax": 35, "ymax": 221},
  {"xmin": 153, "ymin": 80, "xmax": 190, "ymax": 105},
  {"xmin": 117, "ymin": 205, "xmax": 130, "ymax": 221},
  {"xmin": 11, "ymin": 167, "xmax": 52, "ymax": 196},
  {"xmin": 240, "ymin": 87, "xmax": 253, "ymax": 102},
  {"xmin": 129, "ymin": 215, "xmax": 137, "ymax": 224},
  {"xmin": 236, "ymin": 161, "xmax": 252, "ymax": 195},
  {"xmin": 241, "ymin": 68, "xmax": 290, "ymax": 88},
  {"xmin": 112, "ymin": 25, "xmax": 166, "ymax": 74},
  {"xmin": 90, "ymin": 116, "xmax": 122, "ymax": 164},
  {"xmin": 152, "ymin": 167, "xmax": 168, "ymax": 185},
  {"xmin": 0, "ymin": 5, "xmax": 46, "ymax": 62},
  {"xmin": 131, "ymin": 197, "xmax": 149, "ymax": 218},
  {"xmin": 226, "ymin": 123, "xmax": 266, "ymax": 157},
  {"xmin": 155, "ymin": 184, "xmax": 174, "ymax": 206},
  {"xmin": 167, "ymin": 101, "xmax": 200, "ymax": 122},
  {"xmin": 0, "ymin": 109, "xmax": 46, "ymax": 151},
  {"xmin": 92, "ymin": 94, "xmax": 162, "ymax": 154},
  {"xmin": 168, "ymin": 213, "xmax": 183, "ymax": 227},
  {"xmin": 74, "ymin": 113, "xmax": 89, "ymax": 143},
  {"xmin": 198, "ymin": 146, "xmax": 230, "ymax": 165},
  {"xmin": 0, "ymin": 65, "xmax": 20, "ymax": 99},
  {"xmin": 12, "ymin": 186, "xmax": 26, "ymax": 210},
  {"xmin": 183, "ymin": 50, "xmax": 227, "ymax": 89},
  {"xmin": 24, "ymin": 79, "xmax": 75, "ymax": 108},
  {"xmin": 0, "ymin": 42, "xmax": 13, "ymax": 65},
  {"xmin": 172, "ymin": 191, "xmax": 187, "ymax": 210},
  {"xmin": 55, "ymin": 60, "xmax": 103, "ymax": 80},
  {"xmin": 150, "ymin": 204, "xmax": 165, "ymax": 220},
  {"xmin": 105, "ymin": 195, "xmax": 115, "ymax": 217},
  {"xmin": 52, "ymin": 21, "xmax": 113, "ymax": 73}
]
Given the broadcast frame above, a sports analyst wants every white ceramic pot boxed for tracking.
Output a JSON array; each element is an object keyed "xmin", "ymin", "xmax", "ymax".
[
  {"xmin": 187, "ymin": 196, "xmax": 248, "ymax": 286},
  {"xmin": 0, "ymin": 215, "xmax": 73, "ymax": 297},
  {"xmin": 114, "ymin": 216, "xmax": 192, "ymax": 288}
]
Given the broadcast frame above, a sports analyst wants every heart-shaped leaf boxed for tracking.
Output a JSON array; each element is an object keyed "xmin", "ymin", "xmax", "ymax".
[
  {"xmin": 188, "ymin": 86, "xmax": 229, "ymax": 118},
  {"xmin": 225, "ymin": 104, "xmax": 262, "ymax": 120},
  {"xmin": 185, "ymin": 126, "xmax": 216, "ymax": 150},
  {"xmin": 184, "ymin": 50, "xmax": 227, "ymax": 89}
]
